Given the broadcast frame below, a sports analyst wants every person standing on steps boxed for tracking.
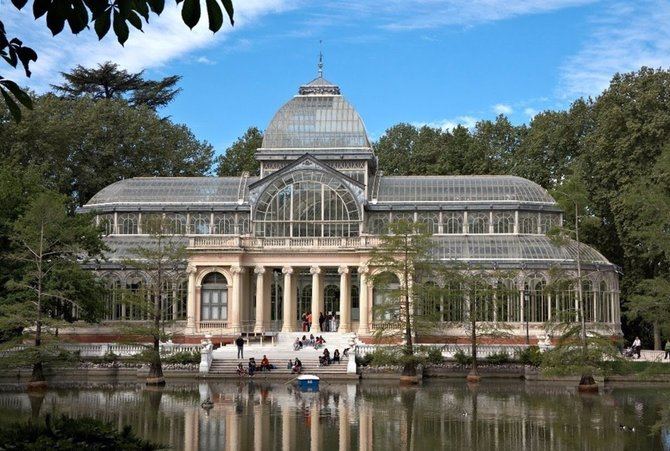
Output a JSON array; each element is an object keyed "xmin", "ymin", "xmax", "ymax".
[
  {"xmin": 236, "ymin": 334, "xmax": 244, "ymax": 359},
  {"xmin": 319, "ymin": 312, "xmax": 325, "ymax": 332}
]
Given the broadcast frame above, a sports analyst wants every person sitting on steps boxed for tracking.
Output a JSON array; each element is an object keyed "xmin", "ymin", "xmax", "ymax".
[
  {"xmin": 248, "ymin": 358, "xmax": 256, "ymax": 376},
  {"xmin": 292, "ymin": 358, "xmax": 302, "ymax": 374},
  {"xmin": 236, "ymin": 362, "xmax": 247, "ymax": 376},
  {"xmin": 261, "ymin": 355, "xmax": 271, "ymax": 371},
  {"xmin": 294, "ymin": 337, "xmax": 303, "ymax": 351},
  {"xmin": 333, "ymin": 349, "xmax": 340, "ymax": 364},
  {"xmin": 286, "ymin": 359, "xmax": 293, "ymax": 369}
]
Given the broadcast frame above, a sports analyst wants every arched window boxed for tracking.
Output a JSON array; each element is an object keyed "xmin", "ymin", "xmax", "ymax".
[
  {"xmin": 167, "ymin": 213, "xmax": 188, "ymax": 234},
  {"xmin": 367, "ymin": 213, "xmax": 389, "ymax": 235},
  {"xmin": 468, "ymin": 212, "xmax": 489, "ymax": 234},
  {"xmin": 176, "ymin": 279, "xmax": 188, "ymax": 320},
  {"xmin": 473, "ymin": 282, "xmax": 495, "ymax": 321},
  {"xmin": 201, "ymin": 272, "xmax": 228, "ymax": 321},
  {"xmin": 190, "ymin": 213, "xmax": 210, "ymax": 235},
  {"xmin": 237, "ymin": 215, "xmax": 250, "ymax": 235},
  {"xmin": 105, "ymin": 277, "xmax": 122, "ymax": 320},
  {"xmin": 417, "ymin": 213, "xmax": 439, "ymax": 234},
  {"xmin": 582, "ymin": 279, "xmax": 594, "ymax": 322},
  {"xmin": 524, "ymin": 275, "xmax": 547, "ymax": 322},
  {"xmin": 125, "ymin": 274, "xmax": 145, "ymax": 320},
  {"xmin": 351, "ymin": 281, "xmax": 360, "ymax": 321},
  {"xmin": 442, "ymin": 213, "xmax": 463, "ymax": 234},
  {"xmin": 493, "ymin": 212, "xmax": 514, "ymax": 234},
  {"xmin": 552, "ymin": 279, "xmax": 576, "ymax": 322},
  {"xmin": 99, "ymin": 214, "xmax": 115, "ymax": 236},
  {"xmin": 254, "ymin": 170, "xmax": 361, "ymax": 237},
  {"xmin": 391, "ymin": 212, "xmax": 414, "ymax": 223},
  {"xmin": 213, "ymin": 214, "xmax": 235, "ymax": 235},
  {"xmin": 299, "ymin": 284, "xmax": 312, "ymax": 321},
  {"xmin": 540, "ymin": 213, "xmax": 560, "ymax": 234},
  {"xmin": 119, "ymin": 213, "xmax": 138, "ymax": 234},
  {"xmin": 324, "ymin": 284, "xmax": 340, "ymax": 320},
  {"xmin": 497, "ymin": 278, "xmax": 520, "ymax": 322},
  {"xmin": 443, "ymin": 282, "xmax": 464, "ymax": 322},
  {"xmin": 519, "ymin": 213, "xmax": 538, "ymax": 234},
  {"xmin": 598, "ymin": 280, "xmax": 609, "ymax": 323}
]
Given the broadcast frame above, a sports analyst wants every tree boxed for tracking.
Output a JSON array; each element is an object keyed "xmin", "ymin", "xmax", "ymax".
[
  {"xmin": 216, "ymin": 126, "xmax": 263, "ymax": 176},
  {"xmin": 0, "ymin": 191, "xmax": 105, "ymax": 388},
  {"xmin": 2, "ymin": 0, "xmax": 235, "ymax": 120},
  {"xmin": 52, "ymin": 62, "xmax": 182, "ymax": 110},
  {"xmin": 626, "ymin": 278, "xmax": 670, "ymax": 350},
  {"xmin": 121, "ymin": 214, "xmax": 188, "ymax": 386},
  {"xmin": 0, "ymin": 94, "xmax": 214, "ymax": 208},
  {"xmin": 368, "ymin": 220, "xmax": 443, "ymax": 378}
]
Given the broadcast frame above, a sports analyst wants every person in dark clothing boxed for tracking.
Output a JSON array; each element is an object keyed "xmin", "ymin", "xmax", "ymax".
[
  {"xmin": 333, "ymin": 349, "xmax": 340, "ymax": 364},
  {"xmin": 318, "ymin": 312, "xmax": 325, "ymax": 332},
  {"xmin": 235, "ymin": 335, "xmax": 244, "ymax": 359},
  {"xmin": 248, "ymin": 358, "xmax": 256, "ymax": 376}
]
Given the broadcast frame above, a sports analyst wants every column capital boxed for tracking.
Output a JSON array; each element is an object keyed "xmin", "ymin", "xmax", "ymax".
[
  {"xmin": 230, "ymin": 265, "xmax": 245, "ymax": 274},
  {"xmin": 282, "ymin": 266, "xmax": 293, "ymax": 275},
  {"xmin": 358, "ymin": 264, "xmax": 370, "ymax": 275},
  {"xmin": 254, "ymin": 266, "xmax": 266, "ymax": 275},
  {"xmin": 310, "ymin": 265, "xmax": 322, "ymax": 275},
  {"xmin": 186, "ymin": 264, "xmax": 197, "ymax": 274},
  {"xmin": 338, "ymin": 265, "xmax": 350, "ymax": 275}
]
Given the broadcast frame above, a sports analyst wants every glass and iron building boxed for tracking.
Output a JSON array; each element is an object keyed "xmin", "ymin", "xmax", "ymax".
[{"xmin": 81, "ymin": 73, "xmax": 621, "ymax": 343}]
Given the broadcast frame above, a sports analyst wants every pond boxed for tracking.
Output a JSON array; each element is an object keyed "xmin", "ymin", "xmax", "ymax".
[{"xmin": 0, "ymin": 380, "xmax": 669, "ymax": 450}]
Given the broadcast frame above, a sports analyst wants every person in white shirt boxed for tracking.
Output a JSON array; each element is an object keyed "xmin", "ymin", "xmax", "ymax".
[{"xmin": 632, "ymin": 337, "xmax": 642, "ymax": 359}]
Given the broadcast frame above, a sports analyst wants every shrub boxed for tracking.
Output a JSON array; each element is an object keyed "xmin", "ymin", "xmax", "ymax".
[
  {"xmin": 368, "ymin": 348, "xmax": 401, "ymax": 367},
  {"xmin": 426, "ymin": 347, "xmax": 444, "ymax": 365},
  {"xmin": 163, "ymin": 351, "xmax": 200, "ymax": 365},
  {"xmin": 355, "ymin": 354, "xmax": 372, "ymax": 367},
  {"xmin": 484, "ymin": 351, "xmax": 510, "ymax": 365},
  {"xmin": 516, "ymin": 346, "xmax": 543, "ymax": 367},
  {"xmin": 453, "ymin": 349, "xmax": 473, "ymax": 365}
]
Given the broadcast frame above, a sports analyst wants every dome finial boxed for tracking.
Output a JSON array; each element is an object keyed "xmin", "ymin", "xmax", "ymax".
[{"xmin": 318, "ymin": 40, "xmax": 324, "ymax": 78}]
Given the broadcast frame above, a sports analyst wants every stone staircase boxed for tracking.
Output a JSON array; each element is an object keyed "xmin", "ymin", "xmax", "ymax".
[{"xmin": 207, "ymin": 332, "xmax": 357, "ymax": 379}]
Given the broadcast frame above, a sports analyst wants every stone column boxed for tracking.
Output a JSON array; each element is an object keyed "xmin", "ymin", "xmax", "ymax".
[
  {"xmin": 310, "ymin": 266, "xmax": 322, "ymax": 332},
  {"xmin": 282, "ymin": 266, "xmax": 295, "ymax": 332},
  {"xmin": 230, "ymin": 265, "xmax": 245, "ymax": 333},
  {"xmin": 339, "ymin": 266, "xmax": 351, "ymax": 333},
  {"xmin": 359, "ymin": 401, "xmax": 371, "ymax": 451},
  {"xmin": 185, "ymin": 265, "xmax": 197, "ymax": 333},
  {"xmin": 254, "ymin": 266, "xmax": 266, "ymax": 333},
  {"xmin": 338, "ymin": 398, "xmax": 349, "ymax": 451},
  {"xmin": 358, "ymin": 265, "xmax": 370, "ymax": 335},
  {"xmin": 310, "ymin": 401, "xmax": 320, "ymax": 451}
]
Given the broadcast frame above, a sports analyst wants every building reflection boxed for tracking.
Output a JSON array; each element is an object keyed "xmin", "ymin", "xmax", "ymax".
[{"xmin": 0, "ymin": 381, "xmax": 667, "ymax": 450}]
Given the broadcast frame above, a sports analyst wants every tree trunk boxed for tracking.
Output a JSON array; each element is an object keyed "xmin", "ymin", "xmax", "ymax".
[
  {"xmin": 467, "ymin": 295, "xmax": 480, "ymax": 383},
  {"xmin": 653, "ymin": 321, "xmax": 661, "ymax": 351},
  {"xmin": 147, "ymin": 277, "xmax": 165, "ymax": 386}
]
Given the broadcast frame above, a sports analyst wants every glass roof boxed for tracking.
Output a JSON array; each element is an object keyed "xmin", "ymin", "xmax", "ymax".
[
  {"xmin": 373, "ymin": 175, "xmax": 556, "ymax": 204},
  {"xmin": 261, "ymin": 77, "xmax": 371, "ymax": 150},
  {"xmin": 430, "ymin": 235, "xmax": 611, "ymax": 265},
  {"xmin": 85, "ymin": 177, "xmax": 257, "ymax": 206}
]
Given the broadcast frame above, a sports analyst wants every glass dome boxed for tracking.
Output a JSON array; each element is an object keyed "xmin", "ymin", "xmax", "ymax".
[{"xmin": 260, "ymin": 77, "xmax": 371, "ymax": 150}]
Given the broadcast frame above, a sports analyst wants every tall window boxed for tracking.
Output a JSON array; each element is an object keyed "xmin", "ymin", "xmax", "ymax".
[
  {"xmin": 417, "ymin": 213, "xmax": 439, "ymax": 234},
  {"xmin": 519, "ymin": 213, "xmax": 538, "ymax": 234},
  {"xmin": 367, "ymin": 213, "xmax": 389, "ymax": 235},
  {"xmin": 167, "ymin": 213, "xmax": 188, "ymax": 234},
  {"xmin": 119, "ymin": 213, "xmax": 138, "ymax": 234},
  {"xmin": 254, "ymin": 170, "xmax": 361, "ymax": 237},
  {"xmin": 99, "ymin": 214, "xmax": 115, "ymax": 235},
  {"xmin": 373, "ymin": 272, "xmax": 400, "ymax": 321},
  {"xmin": 493, "ymin": 212, "xmax": 514, "ymax": 234},
  {"xmin": 540, "ymin": 213, "xmax": 560, "ymax": 234},
  {"xmin": 442, "ymin": 212, "xmax": 463, "ymax": 234},
  {"xmin": 524, "ymin": 275, "xmax": 547, "ymax": 322},
  {"xmin": 190, "ymin": 213, "xmax": 210, "ymax": 235},
  {"xmin": 213, "ymin": 214, "xmax": 235, "ymax": 235},
  {"xmin": 200, "ymin": 272, "xmax": 228, "ymax": 321},
  {"xmin": 468, "ymin": 212, "xmax": 489, "ymax": 234}
]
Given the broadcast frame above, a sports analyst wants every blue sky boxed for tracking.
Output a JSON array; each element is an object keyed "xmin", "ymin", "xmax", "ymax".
[{"xmin": 5, "ymin": 0, "xmax": 670, "ymax": 155}]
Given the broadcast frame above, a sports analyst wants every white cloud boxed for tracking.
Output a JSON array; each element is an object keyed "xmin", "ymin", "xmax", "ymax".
[
  {"xmin": 523, "ymin": 107, "xmax": 538, "ymax": 118},
  {"xmin": 196, "ymin": 56, "xmax": 216, "ymax": 65},
  {"xmin": 560, "ymin": 0, "xmax": 670, "ymax": 98},
  {"xmin": 493, "ymin": 103, "xmax": 513, "ymax": 115},
  {"xmin": 414, "ymin": 115, "xmax": 478, "ymax": 131},
  {"xmin": 4, "ymin": 0, "xmax": 291, "ymax": 91},
  {"xmin": 332, "ymin": 0, "xmax": 597, "ymax": 31}
]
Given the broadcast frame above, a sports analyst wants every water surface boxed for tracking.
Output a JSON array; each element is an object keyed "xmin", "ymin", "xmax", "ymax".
[{"xmin": 0, "ymin": 380, "xmax": 668, "ymax": 450}]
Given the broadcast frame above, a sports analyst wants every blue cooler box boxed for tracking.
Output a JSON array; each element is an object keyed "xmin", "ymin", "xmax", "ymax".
[{"xmin": 297, "ymin": 375, "xmax": 320, "ymax": 391}]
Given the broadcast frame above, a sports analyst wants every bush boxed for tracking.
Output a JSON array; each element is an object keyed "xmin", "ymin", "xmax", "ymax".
[
  {"xmin": 426, "ymin": 347, "xmax": 444, "ymax": 365},
  {"xmin": 356, "ymin": 354, "xmax": 373, "ymax": 367},
  {"xmin": 516, "ymin": 346, "xmax": 543, "ymax": 367},
  {"xmin": 485, "ymin": 351, "xmax": 510, "ymax": 365},
  {"xmin": 453, "ymin": 349, "xmax": 473, "ymax": 365},
  {"xmin": 367, "ymin": 348, "xmax": 401, "ymax": 367},
  {"xmin": 0, "ymin": 414, "xmax": 162, "ymax": 449},
  {"xmin": 163, "ymin": 351, "xmax": 200, "ymax": 365}
]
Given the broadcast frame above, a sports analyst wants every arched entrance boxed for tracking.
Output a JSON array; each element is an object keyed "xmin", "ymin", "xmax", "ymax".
[{"xmin": 324, "ymin": 284, "xmax": 340, "ymax": 331}]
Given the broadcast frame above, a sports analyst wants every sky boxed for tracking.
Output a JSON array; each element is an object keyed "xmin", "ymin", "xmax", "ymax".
[{"xmin": 4, "ymin": 0, "xmax": 670, "ymax": 156}]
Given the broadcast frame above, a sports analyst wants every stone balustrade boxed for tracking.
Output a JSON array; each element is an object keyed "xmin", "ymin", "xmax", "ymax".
[{"xmin": 188, "ymin": 235, "xmax": 381, "ymax": 250}]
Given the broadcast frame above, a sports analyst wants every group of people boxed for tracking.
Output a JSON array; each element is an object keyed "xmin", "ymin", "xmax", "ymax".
[
  {"xmin": 626, "ymin": 336, "xmax": 670, "ymax": 360},
  {"xmin": 319, "ymin": 348, "xmax": 341, "ymax": 366},
  {"xmin": 300, "ymin": 312, "xmax": 339, "ymax": 332},
  {"xmin": 237, "ymin": 355, "xmax": 274, "ymax": 376},
  {"xmin": 287, "ymin": 358, "xmax": 302, "ymax": 373},
  {"xmin": 294, "ymin": 334, "xmax": 327, "ymax": 350}
]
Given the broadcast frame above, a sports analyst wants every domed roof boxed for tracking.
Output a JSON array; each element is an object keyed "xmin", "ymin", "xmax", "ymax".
[{"xmin": 260, "ymin": 76, "xmax": 371, "ymax": 150}]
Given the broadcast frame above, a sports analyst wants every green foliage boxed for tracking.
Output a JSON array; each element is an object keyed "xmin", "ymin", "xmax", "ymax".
[
  {"xmin": 367, "ymin": 348, "xmax": 402, "ymax": 367},
  {"xmin": 0, "ymin": 94, "xmax": 214, "ymax": 208},
  {"xmin": 216, "ymin": 126, "xmax": 263, "ymax": 176},
  {"xmin": 516, "ymin": 346, "xmax": 543, "ymax": 367},
  {"xmin": 484, "ymin": 351, "xmax": 511, "ymax": 365},
  {"xmin": 355, "ymin": 354, "xmax": 373, "ymax": 367},
  {"xmin": 425, "ymin": 347, "xmax": 444, "ymax": 365},
  {"xmin": 52, "ymin": 62, "xmax": 182, "ymax": 110},
  {"xmin": 163, "ymin": 351, "xmax": 200, "ymax": 365},
  {"xmin": 0, "ymin": 414, "xmax": 162, "ymax": 449},
  {"xmin": 453, "ymin": 349, "xmax": 473, "ymax": 365}
]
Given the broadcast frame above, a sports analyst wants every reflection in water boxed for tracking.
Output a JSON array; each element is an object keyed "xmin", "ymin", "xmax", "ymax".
[{"xmin": 0, "ymin": 381, "xmax": 669, "ymax": 450}]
